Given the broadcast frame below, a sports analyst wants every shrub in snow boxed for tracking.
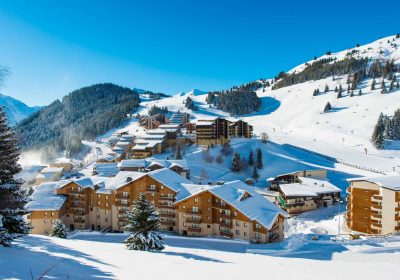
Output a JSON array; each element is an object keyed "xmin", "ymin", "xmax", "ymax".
[
  {"xmin": 323, "ymin": 102, "xmax": 332, "ymax": 113},
  {"xmin": 123, "ymin": 193, "xmax": 165, "ymax": 251},
  {"xmin": 49, "ymin": 220, "xmax": 69, "ymax": 239}
]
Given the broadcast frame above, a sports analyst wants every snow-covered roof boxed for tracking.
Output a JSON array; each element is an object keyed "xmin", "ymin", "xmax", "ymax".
[
  {"xmin": 35, "ymin": 172, "xmax": 59, "ymax": 180},
  {"xmin": 57, "ymin": 176, "xmax": 107, "ymax": 190},
  {"xmin": 140, "ymin": 134, "xmax": 166, "ymax": 140},
  {"xmin": 158, "ymin": 124, "xmax": 180, "ymax": 129},
  {"xmin": 93, "ymin": 163, "xmax": 119, "ymax": 177},
  {"xmin": 40, "ymin": 167, "xmax": 64, "ymax": 174},
  {"xmin": 25, "ymin": 182, "xmax": 67, "ymax": 211},
  {"xmin": 347, "ymin": 175, "xmax": 400, "ymax": 191},
  {"xmin": 105, "ymin": 171, "xmax": 146, "ymax": 190},
  {"xmin": 115, "ymin": 141, "xmax": 131, "ymax": 147},
  {"xmin": 146, "ymin": 129, "xmax": 167, "ymax": 135},
  {"xmin": 132, "ymin": 139, "xmax": 164, "ymax": 150},
  {"xmin": 117, "ymin": 159, "xmax": 146, "ymax": 168},
  {"xmin": 279, "ymin": 177, "xmax": 341, "ymax": 197},
  {"xmin": 196, "ymin": 121, "xmax": 214, "ymax": 126},
  {"xmin": 210, "ymin": 181, "xmax": 288, "ymax": 230},
  {"xmin": 147, "ymin": 168, "xmax": 192, "ymax": 200}
]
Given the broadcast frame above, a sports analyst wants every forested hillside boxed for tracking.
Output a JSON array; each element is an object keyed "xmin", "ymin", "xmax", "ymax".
[
  {"xmin": 16, "ymin": 83, "xmax": 141, "ymax": 158},
  {"xmin": 206, "ymin": 81, "xmax": 262, "ymax": 116}
]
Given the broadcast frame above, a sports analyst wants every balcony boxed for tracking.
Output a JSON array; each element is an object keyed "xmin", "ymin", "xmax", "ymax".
[
  {"xmin": 220, "ymin": 231, "xmax": 233, "ymax": 238},
  {"xmin": 346, "ymin": 194, "xmax": 351, "ymax": 202},
  {"xmin": 212, "ymin": 203, "xmax": 229, "ymax": 209},
  {"xmin": 395, "ymin": 216, "xmax": 400, "ymax": 221},
  {"xmin": 160, "ymin": 212, "xmax": 175, "ymax": 218},
  {"xmin": 371, "ymin": 203, "xmax": 382, "ymax": 210},
  {"xmin": 158, "ymin": 204, "xmax": 174, "ymax": 209},
  {"xmin": 115, "ymin": 193, "xmax": 130, "ymax": 199},
  {"xmin": 68, "ymin": 190, "xmax": 83, "ymax": 194},
  {"xmin": 115, "ymin": 201, "xmax": 130, "ymax": 207},
  {"xmin": 371, "ymin": 195, "xmax": 382, "ymax": 202},
  {"xmin": 371, "ymin": 222, "xmax": 382, "ymax": 229},
  {"xmin": 395, "ymin": 206, "xmax": 400, "ymax": 212},
  {"xmin": 160, "ymin": 221, "xmax": 175, "ymax": 226},
  {"xmin": 185, "ymin": 209, "xmax": 201, "ymax": 215},
  {"xmin": 219, "ymin": 213, "xmax": 231, "ymax": 219},
  {"xmin": 146, "ymin": 187, "xmax": 157, "ymax": 192},
  {"xmin": 188, "ymin": 227, "xmax": 201, "ymax": 233},
  {"xmin": 186, "ymin": 218, "xmax": 201, "ymax": 224},
  {"xmin": 159, "ymin": 196, "xmax": 174, "ymax": 202},
  {"xmin": 395, "ymin": 225, "xmax": 400, "ymax": 231},
  {"xmin": 220, "ymin": 222, "xmax": 232, "ymax": 228}
]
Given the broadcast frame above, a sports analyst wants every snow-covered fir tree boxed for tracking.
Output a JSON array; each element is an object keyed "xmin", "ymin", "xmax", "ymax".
[
  {"xmin": 123, "ymin": 193, "xmax": 165, "ymax": 251},
  {"xmin": 324, "ymin": 102, "xmax": 332, "ymax": 113},
  {"xmin": 252, "ymin": 165, "xmax": 259, "ymax": 181},
  {"xmin": 248, "ymin": 150, "xmax": 254, "ymax": 166},
  {"xmin": 0, "ymin": 107, "xmax": 29, "ymax": 247},
  {"xmin": 49, "ymin": 220, "xmax": 69, "ymax": 239},
  {"xmin": 256, "ymin": 148, "xmax": 263, "ymax": 169},
  {"xmin": 371, "ymin": 113, "xmax": 385, "ymax": 149},
  {"xmin": 231, "ymin": 152, "xmax": 241, "ymax": 173}
]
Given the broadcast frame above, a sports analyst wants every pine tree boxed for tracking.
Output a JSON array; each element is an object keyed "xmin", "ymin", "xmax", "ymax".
[
  {"xmin": 323, "ymin": 102, "xmax": 332, "ymax": 113},
  {"xmin": 371, "ymin": 79, "xmax": 376, "ymax": 90},
  {"xmin": 256, "ymin": 148, "xmax": 263, "ymax": 169},
  {"xmin": 49, "ymin": 220, "xmax": 69, "ymax": 239},
  {"xmin": 358, "ymin": 89, "xmax": 362, "ymax": 96},
  {"xmin": 337, "ymin": 85, "xmax": 343, "ymax": 98},
  {"xmin": 324, "ymin": 84, "xmax": 329, "ymax": 93},
  {"xmin": 252, "ymin": 165, "xmax": 259, "ymax": 181},
  {"xmin": 0, "ymin": 107, "xmax": 29, "ymax": 247},
  {"xmin": 231, "ymin": 153, "xmax": 241, "ymax": 173},
  {"xmin": 248, "ymin": 150, "xmax": 254, "ymax": 166},
  {"xmin": 334, "ymin": 86, "xmax": 338, "ymax": 92},
  {"xmin": 175, "ymin": 143, "xmax": 182, "ymax": 160},
  {"xmin": 371, "ymin": 113, "xmax": 385, "ymax": 149},
  {"xmin": 381, "ymin": 80, "xmax": 386, "ymax": 94},
  {"xmin": 123, "ymin": 193, "xmax": 165, "ymax": 251}
]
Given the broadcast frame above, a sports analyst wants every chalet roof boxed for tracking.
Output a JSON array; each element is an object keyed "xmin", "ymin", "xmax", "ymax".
[
  {"xmin": 147, "ymin": 168, "xmax": 192, "ymax": 200},
  {"xmin": 117, "ymin": 159, "xmax": 147, "ymax": 168},
  {"xmin": 209, "ymin": 181, "xmax": 288, "ymax": 230},
  {"xmin": 279, "ymin": 177, "xmax": 341, "ymax": 197},
  {"xmin": 105, "ymin": 171, "xmax": 146, "ymax": 190},
  {"xmin": 40, "ymin": 167, "xmax": 64, "ymax": 174},
  {"xmin": 175, "ymin": 180, "xmax": 288, "ymax": 230},
  {"xmin": 347, "ymin": 175, "xmax": 400, "ymax": 191},
  {"xmin": 93, "ymin": 163, "xmax": 119, "ymax": 177},
  {"xmin": 25, "ymin": 182, "xmax": 67, "ymax": 211}
]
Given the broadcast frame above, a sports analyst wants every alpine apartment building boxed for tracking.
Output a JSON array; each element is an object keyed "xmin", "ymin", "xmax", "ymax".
[
  {"xmin": 346, "ymin": 175, "xmax": 400, "ymax": 235},
  {"xmin": 25, "ymin": 169, "xmax": 287, "ymax": 243}
]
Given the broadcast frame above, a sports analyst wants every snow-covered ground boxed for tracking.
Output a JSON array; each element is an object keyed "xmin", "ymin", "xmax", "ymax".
[{"xmin": 2, "ymin": 210, "xmax": 400, "ymax": 280}]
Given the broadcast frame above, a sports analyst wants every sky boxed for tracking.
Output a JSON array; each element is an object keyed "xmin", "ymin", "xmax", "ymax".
[{"xmin": 0, "ymin": 0, "xmax": 399, "ymax": 106}]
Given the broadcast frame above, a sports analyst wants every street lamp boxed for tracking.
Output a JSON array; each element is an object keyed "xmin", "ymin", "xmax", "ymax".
[{"xmin": 336, "ymin": 198, "xmax": 344, "ymax": 236}]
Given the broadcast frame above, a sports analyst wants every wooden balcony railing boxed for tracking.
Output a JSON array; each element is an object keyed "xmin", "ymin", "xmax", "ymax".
[
  {"xmin": 159, "ymin": 196, "xmax": 174, "ymax": 201},
  {"xmin": 219, "ymin": 213, "xmax": 231, "ymax": 219},
  {"xmin": 115, "ymin": 193, "xmax": 130, "ymax": 199},
  {"xmin": 146, "ymin": 188, "xmax": 157, "ymax": 192},
  {"xmin": 212, "ymin": 203, "xmax": 229, "ymax": 209},
  {"xmin": 220, "ymin": 231, "xmax": 233, "ymax": 238},
  {"xmin": 185, "ymin": 209, "xmax": 201, "ymax": 215},
  {"xmin": 115, "ymin": 201, "xmax": 130, "ymax": 207},
  {"xmin": 219, "ymin": 222, "xmax": 232, "ymax": 228},
  {"xmin": 188, "ymin": 227, "xmax": 201, "ymax": 233},
  {"xmin": 160, "ymin": 213, "xmax": 175, "ymax": 218},
  {"xmin": 186, "ymin": 218, "xmax": 201, "ymax": 224},
  {"xmin": 158, "ymin": 204, "xmax": 174, "ymax": 209},
  {"xmin": 160, "ymin": 221, "xmax": 175, "ymax": 226}
]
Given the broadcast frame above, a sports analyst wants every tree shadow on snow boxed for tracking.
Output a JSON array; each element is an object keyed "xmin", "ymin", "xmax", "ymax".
[
  {"xmin": 1, "ymin": 235, "xmax": 115, "ymax": 280},
  {"xmin": 161, "ymin": 251, "xmax": 231, "ymax": 263}
]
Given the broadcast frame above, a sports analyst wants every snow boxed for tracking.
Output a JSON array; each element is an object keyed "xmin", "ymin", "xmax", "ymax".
[
  {"xmin": 104, "ymin": 171, "xmax": 146, "ymax": 190},
  {"xmin": 147, "ymin": 168, "xmax": 192, "ymax": 200},
  {"xmin": 93, "ymin": 163, "xmax": 119, "ymax": 177},
  {"xmin": 279, "ymin": 177, "xmax": 342, "ymax": 197},
  {"xmin": 209, "ymin": 181, "xmax": 288, "ymax": 229},
  {"xmin": 0, "ymin": 93, "xmax": 40, "ymax": 126},
  {"xmin": 117, "ymin": 159, "xmax": 146, "ymax": 168},
  {"xmin": 25, "ymin": 182, "xmax": 66, "ymax": 211},
  {"xmin": 2, "ymin": 228, "xmax": 400, "ymax": 280},
  {"xmin": 347, "ymin": 174, "xmax": 400, "ymax": 191}
]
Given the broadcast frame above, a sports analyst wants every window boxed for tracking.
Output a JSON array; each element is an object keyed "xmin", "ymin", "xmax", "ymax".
[
  {"xmin": 150, "ymin": 185, "xmax": 156, "ymax": 190},
  {"xmin": 97, "ymin": 201, "xmax": 100, "ymax": 206},
  {"xmin": 51, "ymin": 212, "xmax": 54, "ymax": 216},
  {"xmin": 106, "ymin": 203, "xmax": 109, "ymax": 207},
  {"xmin": 221, "ymin": 201, "xmax": 226, "ymax": 207},
  {"xmin": 151, "ymin": 192, "xmax": 155, "ymax": 197},
  {"xmin": 160, "ymin": 185, "xmax": 164, "ymax": 190},
  {"xmin": 256, "ymin": 224, "xmax": 261, "ymax": 229},
  {"xmin": 105, "ymin": 196, "xmax": 108, "ymax": 200},
  {"xmin": 192, "ymin": 206, "xmax": 199, "ymax": 213},
  {"xmin": 123, "ymin": 191, "xmax": 129, "ymax": 197},
  {"xmin": 97, "ymin": 194, "xmax": 100, "ymax": 198},
  {"xmin": 244, "ymin": 223, "xmax": 247, "ymax": 228},
  {"xmin": 234, "ymin": 211, "xmax": 237, "ymax": 217},
  {"xmin": 168, "ymin": 193, "xmax": 173, "ymax": 199},
  {"xmin": 44, "ymin": 219, "xmax": 48, "ymax": 223},
  {"xmin": 236, "ymin": 221, "xmax": 240, "ymax": 226},
  {"xmin": 183, "ymin": 222, "xmax": 187, "ymax": 227},
  {"xmin": 44, "ymin": 212, "xmax": 48, "ymax": 216},
  {"xmin": 105, "ymin": 218, "xmax": 108, "ymax": 222},
  {"xmin": 207, "ymin": 199, "xmax": 211, "ymax": 203},
  {"xmin": 207, "ymin": 225, "xmax": 211, "ymax": 229},
  {"xmin": 236, "ymin": 230, "xmax": 240, "ymax": 235},
  {"xmin": 255, "ymin": 232, "xmax": 261, "ymax": 239},
  {"xmin": 244, "ymin": 232, "xmax": 247, "ymax": 236},
  {"xmin": 121, "ymin": 199, "xmax": 128, "ymax": 205},
  {"xmin": 51, "ymin": 219, "xmax": 55, "ymax": 224},
  {"xmin": 182, "ymin": 205, "xmax": 186, "ymax": 209},
  {"xmin": 208, "ymin": 207, "xmax": 211, "ymax": 212},
  {"xmin": 194, "ymin": 198, "xmax": 199, "ymax": 203}
]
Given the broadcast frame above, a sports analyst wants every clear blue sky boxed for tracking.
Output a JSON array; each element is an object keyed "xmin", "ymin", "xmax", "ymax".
[{"xmin": 0, "ymin": 0, "xmax": 398, "ymax": 106}]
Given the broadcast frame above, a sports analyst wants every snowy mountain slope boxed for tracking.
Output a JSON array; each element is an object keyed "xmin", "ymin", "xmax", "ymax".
[
  {"xmin": 0, "ymin": 93, "xmax": 40, "ymax": 125},
  {"xmin": 108, "ymin": 35, "xmax": 400, "ymax": 174}
]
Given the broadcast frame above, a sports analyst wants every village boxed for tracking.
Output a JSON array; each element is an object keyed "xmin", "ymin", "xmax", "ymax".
[{"xmin": 25, "ymin": 110, "xmax": 400, "ymax": 244}]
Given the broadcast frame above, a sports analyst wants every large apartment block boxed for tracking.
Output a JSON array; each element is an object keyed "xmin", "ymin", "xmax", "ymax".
[
  {"xmin": 25, "ymin": 169, "xmax": 287, "ymax": 243},
  {"xmin": 346, "ymin": 176, "xmax": 400, "ymax": 235},
  {"xmin": 196, "ymin": 117, "xmax": 253, "ymax": 146}
]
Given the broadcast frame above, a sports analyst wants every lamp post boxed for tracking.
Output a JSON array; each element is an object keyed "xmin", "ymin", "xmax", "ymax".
[{"xmin": 336, "ymin": 198, "xmax": 343, "ymax": 236}]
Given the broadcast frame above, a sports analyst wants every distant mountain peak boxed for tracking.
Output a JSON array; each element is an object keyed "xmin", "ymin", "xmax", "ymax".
[{"xmin": 0, "ymin": 93, "xmax": 41, "ymax": 126}]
